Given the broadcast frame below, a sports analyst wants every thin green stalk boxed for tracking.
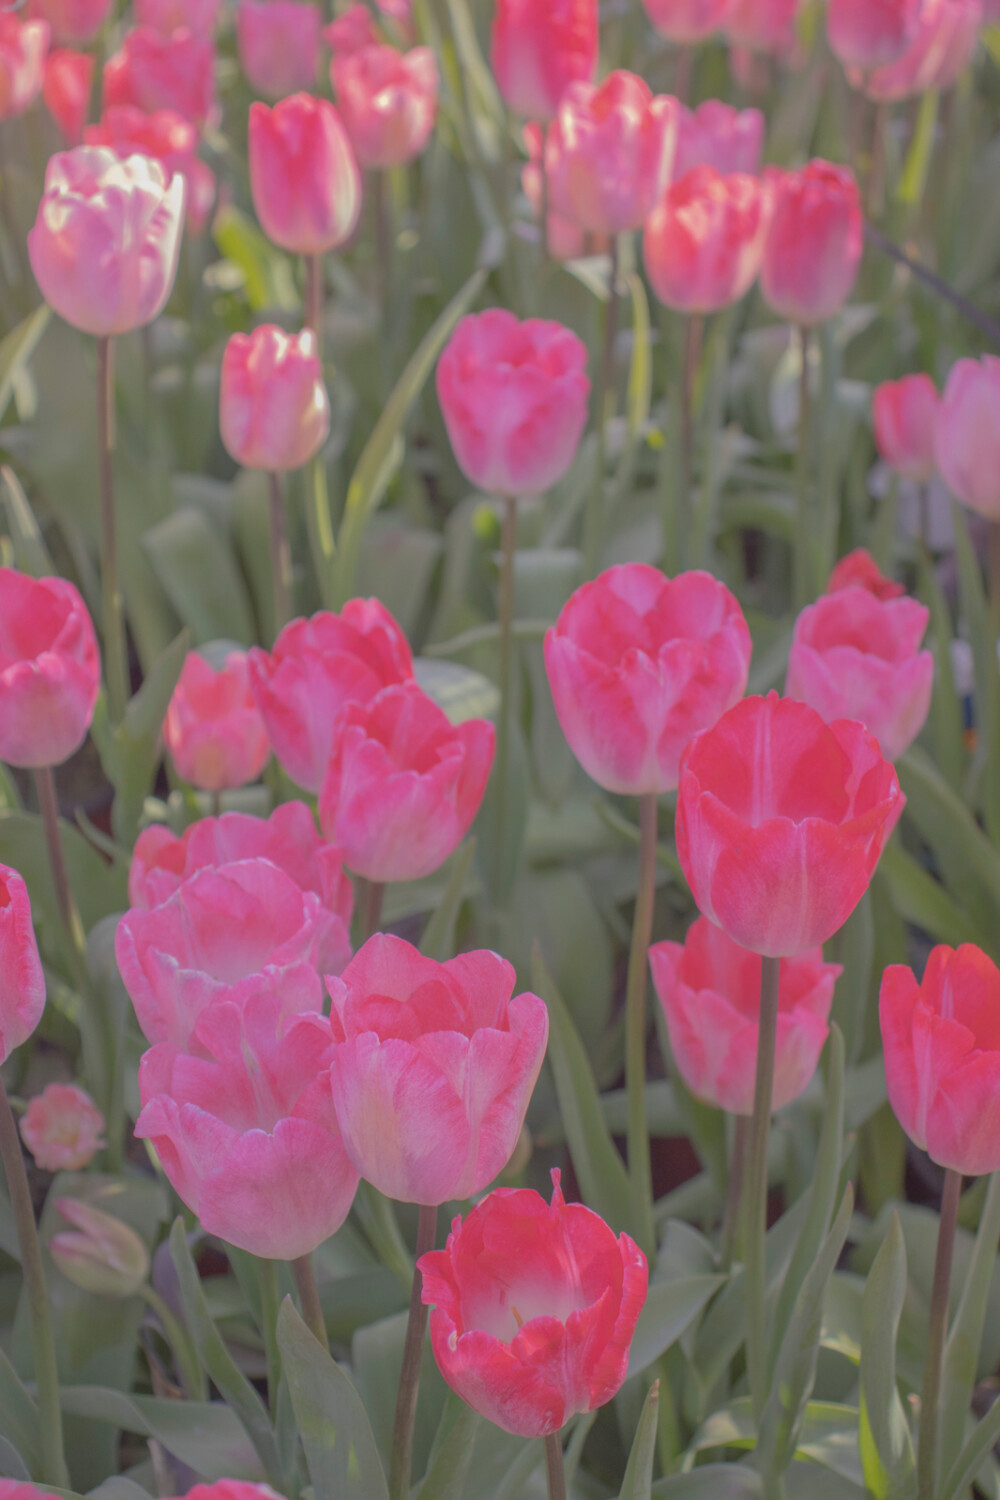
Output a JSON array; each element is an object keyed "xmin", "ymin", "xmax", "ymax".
[
  {"xmin": 0, "ymin": 1076, "xmax": 69, "ymax": 1487},
  {"xmin": 793, "ymin": 326, "xmax": 813, "ymax": 610},
  {"xmin": 305, "ymin": 254, "xmax": 324, "ymax": 353},
  {"xmin": 679, "ymin": 312, "xmax": 704, "ymax": 568},
  {"xmin": 544, "ymin": 1431, "xmax": 567, "ymax": 1500},
  {"xmin": 257, "ymin": 1258, "xmax": 282, "ymax": 1412},
  {"xmin": 743, "ymin": 954, "xmax": 781, "ymax": 1420},
  {"xmin": 493, "ymin": 493, "xmax": 518, "ymax": 871},
  {"xmin": 388, "ymin": 1203, "xmax": 438, "ymax": 1500},
  {"xmin": 97, "ymin": 336, "xmax": 129, "ymax": 722},
  {"xmin": 583, "ymin": 236, "xmax": 620, "ymax": 576},
  {"xmin": 720, "ymin": 1114, "xmax": 749, "ymax": 1271},
  {"xmin": 268, "ymin": 471, "xmax": 292, "ymax": 633},
  {"xmin": 917, "ymin": 1167, "xmax": 962, "ymax": 1500},
  {"xmin": 625, "ymin": 793, "xmax": 658, "ymax": 1258},
  {"xmin": 140, "ymin": 1284, "xmax": 206, "ymax": 1402},
  {"xmin": 291, "ymin": 1252, "xmax": 328, "ymax": 1352},
  {"xmin": 303, "ymin": 252, "xmax": 338, "ymax": 608}
]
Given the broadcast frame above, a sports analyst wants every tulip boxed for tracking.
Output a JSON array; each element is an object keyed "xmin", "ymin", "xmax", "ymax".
[
  {"xmin": 49, "ymin": 1198, "xmax": 149, "ymax": 1297},
  {"xmin": 873, "ymin": 373, "xmax": 939, "ymax": 482},
  {"xmin": 42, "ymin": 49, "xmax": 92, "ymax": 142},
  {"xmin": 676, "ymin": 692, "xmax": 903, "ymax": 957},
  {"xmin": 827, "ymin": 0, "xmax": 923, "ymax": 70},
  {"xmin": 325, "ymin": 933, "xmax": 548, "ymax": 1204},
  {"xmin": 827, "ymin": 547, "xmax": 904, "ymax": 600},
  {"xmin": 862, "ymin": 0, "xmax": 983, "ymax": 99},
  {"xmin": 249, "ymin": 92, "xmax": 361, "ymax": 255},
  {"xmin": 331, "ymin": 42, "xmax": 438, "ymax": 168},
  {"xmin": 0, "ymin": 569, "xmax": 100, "ymax": 770},
  {"xmin": 248, "ymin": 599, "xmax": 413, "ymax": 793},
  {"xmin": 135, "ymin": 0, "xmax": 220, "ymax": 35},
  {"xmin": 323, "ymin": 3, "xmax": 379, "ymax": 57},
  {"xmin": 102, "ymin": 26, "xmax": 217, "ymax": 128},
  {"xmin": 934, "ymin": 355, "xmax": 1000, "ymax": 521},
  {"xmin": 318, "ymin": 681, "xmax": 494, "ymax": 883},
  {"xmin": 19, "ymin": 1084, "xmax": 105, "ymax": 1171},
  {"xmin": 115, "ymin": 856, "xmax": 344, "ymax": 1046},
  {"xmin": 644, "ymin": 166, "xmax": 769, "ymax": 314},
  {"xmin": 220, "ymin": 325, "xmax": 330, "ymax": 472},
  {"xmin": 641, "ymin": 0, "xmax": 734, "ymax": 42},
  {"xmin": 672, "ymin": 99, "xmax": 765, "ymax": 178},
  {"xmin": 760, "ymin": 160, "xmax": 862, "ymax": 326},
  {"xmin": 546, "ymin": 72, "xmax": 678, "ymax": 237},
  {"xmin": 490, "ymin": 0, "xmax": 597, "ymax": 120},
  {"xmin": 0, "ymin": 16, "xmax": 49, "ymax": 119},
  {"xmin": 28, "ymin": 0, "xmax": 104, "ymax": 47},
  {"xmin": 136, "ymin": 991, "xmax": 360, "ymax": 1259},
  {"xmin": 0, "ymin": 864, "xmax": 46, "ymax": 1067},
  {"xmin": 163, "ymin": 651, "xmax": 270, "ymax": 793},
  {"xmin": 650, "ymin": 917, "xmax": 840, "ymax": 1115},
  {"xmin": 84, "ymin": 106, "xmax": 215, "ymax": 235},
  {"xmin": 237, "ymin": 0, "xmax": 321, "ymax": 99},
  {"xmin": 419, "ymin": 1171, "xmax": 647, "ymax": 1437},
  {"xmin": 725, "ymin": 0, "xmax": 803, "ymax": 51}
]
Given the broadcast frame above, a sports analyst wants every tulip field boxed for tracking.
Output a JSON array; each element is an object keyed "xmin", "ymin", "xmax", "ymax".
[{"xmin": 4, "ymin": 0, "xmax": 1000, "ymax": 1495}]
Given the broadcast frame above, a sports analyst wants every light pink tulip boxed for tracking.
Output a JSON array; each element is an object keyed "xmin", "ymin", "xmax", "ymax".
[
  {"xmin": 673, "ymin": 99, "xmax": 764, "ymax": 178},
  {"xmin": 220, "ymin": 325, "xmax": 330, "ymax": 471},
  {"xmin": 641, "ymin": 0, "xmax": 734, "ymax": 42},
  {"xmin": 760, "ymin": 160, "xmax": 862, "ymax": 326},
  {"xmin": 163, "ymin": 651, "xmax": 270, "ymax": 792},
  {"xmin": 0, "ymin": 569, "xmax": 100, "ymax": 769},
  {"xmin": 644, "ymin": 166, "xmax": 769, "ymax": 315},
  {"xmin": 135, "ymin": 0, "xmax": 220, "ymax": 33},
  {"xmin": 84, "ymin": 105, "xmax": 215, "ymax": 236},
  {"xmin": 0, "ymin": 16, "xmax": 49, "ymax": 118},
  {"xmin": 873, "ymin": 374, "xmax": 939, "ymax": 482},
  {"xmin": 238, "ymin": 0, "xmax": 321, "ymax": 99},
  {"xmin": 934, "ymin": 355, "xmax": 1000, "ymax": 521},
  {"xmin": 102, "ymin": 26, "xmax": 217, "ymax": 127},
  {"xmin": 490, "ymin": 0, "xmax": 597, "ymax": 120},
  {"xmin": 249, "ymin": 92, "xmax": 361, "ymax": 254},
  {"xmin": 43, "ymin": 49, "xmax": 93, "ymax": 143},
  {"xmin": 20, "ymin": 1083, "xmax": 106, "ymax": 1170},
  {"xmin": 331, "ymin": 42, "xmax": 437, "ymax": 168},
  {"xmin": 862, "ymin": 0, "xmax": 983, "ymax": 98},
  {"xmin": 0, "ymin": 864, "xmax": 46, "ymax": 1067}
]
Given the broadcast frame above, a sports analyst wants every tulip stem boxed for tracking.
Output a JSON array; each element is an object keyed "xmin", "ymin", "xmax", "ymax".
[
  {"xmin": 625, "ymin": 792, "xmax": 658, "ymax": 1258},
  {"xmin": 583, "ymin": 235, "xmax": 620, "ymax": 576},
  {"xmin": 0, "ymin": 1076, "xmax": 69, "ymax": 1487},
  {"xmin": 493, "ymin": 492, "xmax": 518, "ymax": 872},
  {"xmin": 359, "ymin": 877, "xmax": 385, "ymax": 942},
  {"xmin": 544, "ymin": 1431, "xmax": 567, "ymax": 1500},
  {"xmin": 267, "ymin": 471, "xmax": 293, "ymax": 633},
  {"xmin": 305, "ymin": 254, "xmax": 324, "ymax": 355},
  {"xmin": 33, "ymin": 767, "xmax": 89, "ymax": 998},
  {"xmin": 720, "ymin": 1114, "xmax": 749, "ymax": 1271},
  {"xmin": 793, "ymin": 326, "xmax": 812, "ymax": 611},
  {"xmin": 255, "ymin": 1259, "xmax": 282, "ymax": 1411},
  {"xmin": 388, "ymin": 1202, "xmax": 438, "ymax": 1500},
  {"xmin": 679, "ymin": 313, "xmax": 704, "ymax": 566},
  {"xmin": 291, "ymin": 1252, "xmax": 328, "ymax": 1352},
  {"xmin": 743, "ymin": 952, "xmax": 781, "ymax": 1421},
  {"xmin": 97, "ymin": 335, "xmax": 129, "ymax": 723},
  {"xmin": 917, "ymin": 1167, "xmax": 962, "ymax": 1500}
]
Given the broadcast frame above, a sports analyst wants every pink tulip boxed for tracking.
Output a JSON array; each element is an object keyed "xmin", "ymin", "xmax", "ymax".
[
  {"xmin": 641, "ymin": 0, "xmax": 734, "ymax": 42},
  {"xmin": 934, "ymin": 355, "xmax": 1000, "ymax": 521},
  {"xmin": 521, "ymin": 122, "xmax": 590, "ymax": 261},
  {"xmin": 19, "ymin": 1082, "xmax": 105, "ymax": 1171},
  {"xmin": 676, "ymin": 692, "xmax": 904, "ymax": 956},
  {"xmin": 419, "ymin": 1171, "xmax": 646, "ymax": 1436},
  {"xmin": 102, "ymin": 26, "xmax": 217, "ymax": 127},
  {"xmin": 318, "ymin": 681, "xmax": 494, "ymax": 883},
  {"xmin": 84, "ymin": 105, "xmax": 214, "ymax": 236},
  {"xmin": 163, "ymin": 651, "xmax": 270, "ymax": 792},
  {"xmin": 436, "ymin": 310, "xmax": 590, "ymax": 497},
  {"xmin": 0, "ymin": 569, "xmax": 100, "ymax": 769},
  {"xmin": 0, "ymin": 16, "xmax": 49, "ymax": 118},
  {"xmin": 137, "ymin": 991, "xmax": 359, "ymax": 1258},
  {"xmin": 0, "ymin": 864, "xmax": 46, "ymax": 1066},
  {"xmin": 115, "ymin": 856, "xmax": 344, "ymax": 1046},
  {"xmin": 644, "ymin": 166, "xmax": 769, "ymax": 315},
  {"xmin": 323, "ymin": 3, "xmax": 379, "ymax": 57},
  {"xmin": 827, "ymin": 548, "xmax": 904, "ymax": 601},
  {"xmin": 491, "ymin": 0, "xmax": 597, "ymax": 120},
  {"xmin": 50, "ymin": 1198, "xmax": 149, "ymax": 1296},
  {"xmin": 249, "ymin": 92, "xmax": 361, "ymax": 254},
  {"xmin": 546, "ymin": 72, "xmax": 678, "ymax": 236},
  {"xmin": 862, "ymin": 0, "xmax": 983, "ymax": 99},
  {"xmin": 881, "ymin": 944, "xmax": 1000, "ymax": 1175},
  {"xmin": 29, "ymin": 146, "xmax": 186, "ymax": 336},
  {"xmin": 247, "ymin": 600, "xmax": 413, "ymax": 793},
  {"xmin": 135, "ymin": 0, "xmax": 220, "ymax": 35},
  {"xmin": 760, "ymin": 160, "xmax": 862, "ymax": 326},
  {"xmin": 220, "ymin": 325, "xmax": 330, "ymax": 471},
  {"xmin": 545, "ymin": 565, "xmax": 752, "ymax": 795},
  {"xmin": 28, "ymin": 0, "xmax": 103, "ymax": 46},
  {"xmin": 0, "ymin": 1487, "xmax": 61, "ymax": 1500},
  {"xmin": 331, "ymin": 42, "xmax": 438, "ymax": 168},
  {"xmin": 827, "ymin": 0, "xmax": 923, "ymax": 70},
  {"xmin": 237, "ymin": 0, "xmax": 321, "ymax": 99},
  {"xmin": 872, "ymin": 374, "xmax": 939, "ymax": 482},
  {"xmin": 42, "ymin": 49, "xmax": 92, "ymax": 143},
  {"xmin": 726, "ymin": 0, "xmax": 803, "ymax": 51},
  {"xmin": 166, "ymin": 1488, "xmax": 285, "ymax": 1500},
  {"xmin": 673, "ymin": 99, "xmax": 765, "ymax": 179},
  {"xmin": 651, "ymin": 916, "xmax": 839, "ymax": 1114},
  {"xmin": 326, "ymin": 934, "xmax": 548, "ymax": 1203}
]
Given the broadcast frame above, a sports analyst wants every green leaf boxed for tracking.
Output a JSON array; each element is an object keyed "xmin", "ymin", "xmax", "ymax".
[
  {"xmin": 0, "ymin": 465, "xmax": 55, "ymax": 578},
  {"xmin": 420, "ymin": 840, "xmax": 476, "ymax": 960},
  {"xmin": 0, "ymin": 1344, "xmax": 41, "ymax": 1480},
  {"xmin": 876, "ymin": 842, "xmax": 984, "ymax": 951},
  {"xmin": 858, "ymin": 1213, "xmax": 916, "ymax": 1500},
  {"xmin": 619, "ymin": 1382, "xmax": 659, "ymax": 1500},
  {"xmin": 0, "ymin": 1438, "xmax": 30, "ymax": 1481},
  {"xmin": 212, "ymin": 206, "xmax": 298, "ymax": 312},
  {"xmin": 628, "ymin": 1275, "xmax": 726, "ymax": 1378},
  {"xmin": 142, "ymin": 508, "xmax": 255, "ymax": 646},
  {"xmin": 0, "ymin": 811, "xmax": 127, "ymax": 941},
  {"xmin": 276, "ymin": 1297, "xmax": 390, "ymax": 1500},
  {"xmin": 414, "ymin": 658, "xmax": 501, "ymax": 723},
  {"xmin": 689, "ymin": 1399, "xmax": 863, "ymax": 1486},
  {"xmin": 939, "ymin": 1172, "xmax": 1000, "ymax": 1482},
  {"xmin": 60, "ymin": 1386, "xmax": 262, "ymax": 1480},
  {"xmin": 415, "ymin": 1392, "xmax": 480, "ymax": 1500},
  {"xmin": 0, "ymin": 305, "xmax": 50, "ymax": 426},
  {"xmin": 651, "ymin": 1467, "xmax": 763, "ymax": 1498},
  {"xmin": 896, "ymin": 89, "xmax": 939, "ymax": 207},
  {"xmin": 939, "ymin": 1390, "xmax": 1000, "ymax": 1500}
]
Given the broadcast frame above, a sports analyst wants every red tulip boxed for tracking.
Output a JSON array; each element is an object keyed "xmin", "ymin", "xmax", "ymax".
[
  {"xmin": 0, "ymin": 864, "xmax": 46, "ymax": 1066},
  {"xmin": 42, "ymin": 48, "xmax": 91, "ymax": 141},
  {"xmin": 331, "ymin": 42, "xmax": 438, "ymax": 168},
  {"xmin": 881, "ymin": 945, "xmax": 1000, "ymax": 1175},
  {"xmin": 760, "ymin": 160, "xmax": 862, "ymax": 326},
  {"xmin": 0, "ymin": 569, "xmax": 100, "ymax": 768},
  {"xmin": 651, "ymin": 916, "xmax": 839, "ymax": 1114},
  {"xmin": 237, "ymin": 0, "xmax": 321, "ymax": 99},
  {"xmin": 641, "ymin": 0, "xmax": 734, "ymax": 42},
  {"xmin": 673, "ymin": 99, "xmax": 765, "ymax": 179},
  {"xmin": 247, "ymin": 601, "xmax": 413, "ymax": 793},
  {"xmin": 318, "ymin": 681, "xmax": 494, "ymax": 883},
  {"xmin": 934, "ymin": 356, "xmax": 1000, "ymax": 521},
  {"xmin": 676, "ymin": 692, "xmax": 904, "ymax": 956},
  {"xmin": 102, "ymin": 26, "xmax": 217, "ymax": 128},
  {"xmin": 490, "ymin": 0, "xmax": 597, "ymax": 120},
  {"xmin": 220, "ymin": 325, "xmax": 330, "ymax": 471},
  {"xmin": 20, "ymin": 1082, "xmax": 105, "ymax": 1171},
  {"xmin": 862, "ymin": 0, "xmax": 982, "ymax": 99},
  {"xmin": 826, "ymin": 548, "xmax": 904, "ymax": 601},
  {"xmin": 163, "ymin": 651, "xmax": 270, "ymax": 792},
  {"xmin": 545, "ymin": 565, "xmax": 752, "ymax": 795},
  {"xmin": 326, "ymin": 933, "xmax": 548, "ymax": 1204},
  {"xmin": 873, "ymin": 374, "xmax": 939, "ymax": 482},
  {"xmin": 827, "ymin": 0, "xmax": 923, "ymax": 70},
  {"xmin": 419, "ymin": 1172, "xmax": 647, "ymax": 1436},
  {"xmin": 249, "ymin": 92, "xmax": 361, "ymax": 254},
  {"xmin": 644, "ymin": 166, "xmax": 769, "ymax": 315}
]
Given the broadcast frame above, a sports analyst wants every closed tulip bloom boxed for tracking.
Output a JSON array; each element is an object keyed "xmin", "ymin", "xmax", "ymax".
[
  {"xmin": 828, "ymin": 0, "xmax": 922, "ymax": 70},
  {"xmin": 249, "ymin": 92, "xmax": 361, "ymax": 254},
  {"xmin": 0, "ymin": 569, "xmax": 100, "ymax": 768},
  {"xmin": 863, "ymin": 0, "xmax": 982, "ymax": 99},
  {"xmin": 220, "ymin": 325, "xmax": 329, "ymax": 472},
  {"xmin": 326, "ymin": 934, "xmax": 548, "ymax": 1204},
  {"xmin": 644, "ymin": 166, "xmax": 769, "ymax": 315},
  {"xmin": 84, "ymin": 106, "xmax": 213, "ymax": 236},
  {"xmin": 437, "ymin": 311, "xmax": 590, "ymax": 497},
  {"xmin": 323, "ymin": 3, "xmax": 379, "ymax": 57},
  {"xmin": 934, "ymin": 356, "xmax": 1000, "ymax": 521},
  {"xmin": 50, "ymin": 1198, "xmax": 149, "ymax": 1297},
  {"xmin": 163, "ymin": 651, "xmax": 270, "ymax": 792},
  {"xmin": 676, "ymin": 692, "xmax": 904, "ymax": 956},
  {"xmin": 673, "ymin": 99, "xmax": 765, "ymax": 179},
  {"xmin": 135, "ymin": 0, "xmax": 220, "ymax": 35},
  {"xmin": 827, "ymin": 547, "xmax": 904, "ymax": 601},
  {"xmin": 651, "ymin": 917, "xmax": 839, "ymax": 1114},
  {"xmin": 546, "ymin": 72, "xmax": 678, "ymax": 236},
  {"xmin": 115, "ymin": 857, "xmax": 341, "ymax": 1046},
  {"xmin": 0, "ymin": 865, "xmax": 46, "ymax": 1066},
  {"xmin": 43, "ymin": 49, "xmax": 92, "ymax": 142},
  {"xmin": 19, "ymin": 1082, "xmax": 105, "ymax": 1171},
  {"xmin": 873, "ymin": 374, "xmax": 939, "ymax": 482},
  {"xmin": 881, "ymin": 945, "xmax": 1000, "ymax": 1175},
  {"xmin": 331, "ymin": 42, "xmax": 437, "ymax": 168},
  {"xmin": 102, "ymin": 27, "xmax": 217, "ymax": 127},
  {"xmin": 641, "ymin": 0, "xmax": 734, "ymax": 42},
  {"xmin": 419, "ymin": 1171, "xmax": 646, "ymax": 1436},
  {"xmin": 726, "ymin": 0, "xmax": 803, "ymax": 51},
  {"xmin": 137, "ymin": 992, "xmax": 359, "ymax": 1258},
  {"xmin": 0, "ymin": 16, "xmax": 49, "ymax": 119},
  {"xmin": 760, "ymin": 161, "xmax": 862, "ymax": 326},
  {"xmin": 318, "ymin": 681, "xmax": 494, "ymax": 883},
  {"xmin": 545, "ymin": 565, "xmax": 752, "ymax": 795},
  {"xmin": 238, "ymin": 0, "xmax": 321, "ymax": 99},
  {"xmin": 248, "ymin": 600, "xmax": 413, "ymax": 793},
  {"xmin": 28, "ymin": 147, "xmax": 186, "ymax": 337},
  {"xmin": 491, "ymin": 0, "xmax": 597, "ymax": 120},
  {"xmin": 29, "ymin": 0, "xmax": 105, "ymax": 45}
]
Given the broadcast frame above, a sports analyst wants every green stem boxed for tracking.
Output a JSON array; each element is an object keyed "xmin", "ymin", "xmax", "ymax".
[
  {"xmin": 388, "ymin": 1203, "xmax": 438, "ymax": 1500},
  {"xmin": 256, "ymin": 1258, "xmax": 282, "ymax": 1412},
  {"xmin": 679, "ymin": 312, "xmax": 704, "ymax": 568},
  {"xmin": 743, "ymin": 953, "xmax": 781, "ymax": 1420},
  {"xmin": 625, "ymin": 793, "xmax": 658, "ymax": 1258},
  {"xmin": 793, "ymin": 326, "xmax": 813, "ymax": 610},
  {"xmin": 583, "ymin": 235, "xmax": 620, "ymax": 576},
  {"xmin": 291, "ymin": 1252, "xmax": 328, "ymax": 1352},
  {"xmin": 97, "ymin": 336, "xmax": 129, "ymax": 722},
  {"xmin": 140, "ymin": 1284, "xmax": 206, "ymax": 1402},
  {"xmin": 305, "ymin": 253, "xmax": 324, "ymax": 354},
  {"xmin": 720, "ymin": 1114, "xmax": 749, "ymax": 1271},
  {"xmin": 0, "ymin": 1076, "xmax": 69, "ymax": 1487},
  {"xmin": 302, "ymin": 253, "xmax": 338, "ymax": 609},
  {"xmin": 917, "ymin": 1167, "xmax": 962, "ymax": 1500},
  {"xmin": 544, "ymin": 1431, "xmax": 567, "ymax": 1500},
  {"xmin": 268, "ymin": 471, "xmax": 293, "ymax": 634},
  {"xmin": 359, "ymin": 877, "xmax": 385, "ymax": 943},
  {"xmin": 33, "ymin": 767, "xmax": 88, "ymax": 994},
  {"xmin": 494, "ymin": 492, "xmax": 518, "ymax": 867}
]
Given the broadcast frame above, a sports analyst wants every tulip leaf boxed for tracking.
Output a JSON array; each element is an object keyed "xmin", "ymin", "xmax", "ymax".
[
  {"xmin": 689, "ymin": 1398, "xmax": 863, "ymax": 1486},
  {"xmin": 0, "ymin": 305, "xmax": 50, "ymax": 427},
  {"xmin": 0, "ymin": 810, "xmax": 127, "ymax": 942},
  {"xmin": 939, "ymin": 1172, "xmax": 1000, "ymax": 1483},
  {"xmin": 415, "ymin": 1392, "xmax": 480, "ymax": 1500},
  {"xmin": 0, "ymin": 1438, "xmax": 30, "ymax": 1482},
  {"xmin": 0, "ymin": 1346, "xmax": 40, "ymax": 1482},
  {"xmin": 59, "ymin": 1386, "xmax": 263, "ymax": 1480},
  {"xmin": 938, "ymin": 1388, "xmax": 1000, "ymax": 1500},
  {"xmin": 618, "ymin": 1381, "xmax": 659, "ymax": 1500},
  {"xmin": 212, "ymin": 205, "xmax": 298, "ymax": 312},
  {"xmin": 420, "ymin": 839, "xmax": 477, "ymax": 960},
  {"xmin": 276, "ymin": 1296, "xmax": 390, "ymax": 1500},
  {"xmin": 414, "ymin": 658, "xmax": 501, "ymax": 724},
  {"xmin": 0, "ymin": 464, "xmax": 55, "ymax": 579},
  {"xmin": 628, "ymin": 1275, "xmax": 726, "ymax": 1378},
  {"xmin": 142, "ymin": 507, "xmax": 256, "ymax": 647},
  {"xmin": 858, "ymin": 1213, "xmax": 916, "ymax": 1500},
  {"xmin": 876, "ymin": 841, "xmax": 984, "ymax": 953},
  {"xmin": 650, "ymin": 1466, "xmax": 764, "ymax": 1497}
]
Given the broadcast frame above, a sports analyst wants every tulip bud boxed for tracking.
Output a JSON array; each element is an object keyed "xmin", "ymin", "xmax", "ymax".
[{"xmin": 50, "ymin": 1198, "xmax": 150, "ymax": 1298}]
